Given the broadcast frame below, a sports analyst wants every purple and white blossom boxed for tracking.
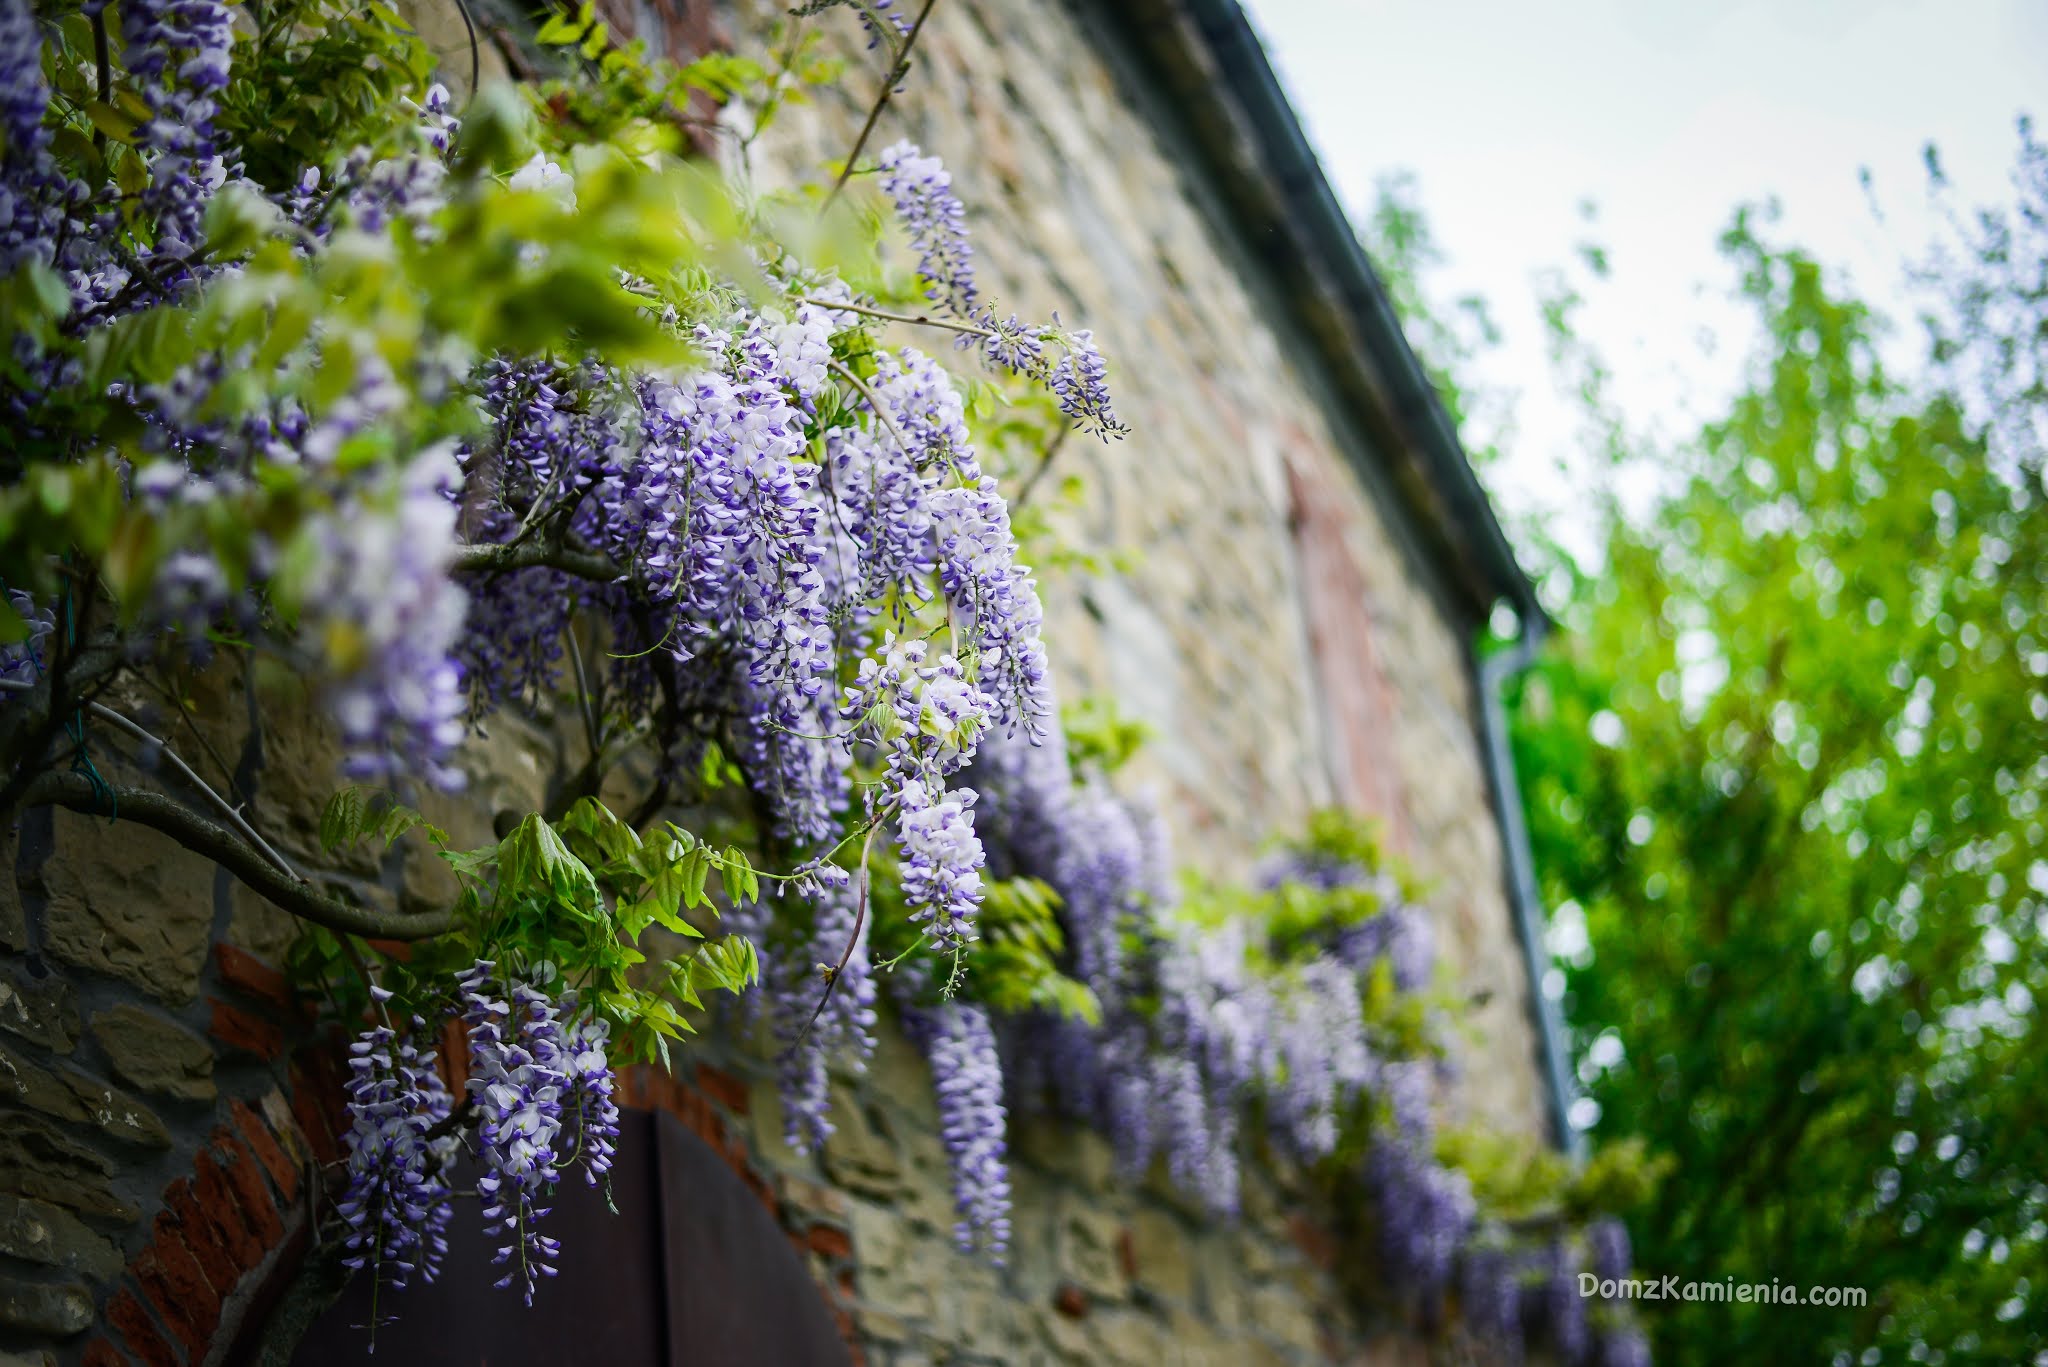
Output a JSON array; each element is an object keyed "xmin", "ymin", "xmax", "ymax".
[
  {"xmin": 878, "ymin": 141, "xmax": 977, "ymax": 316},
  {"xmin": 337, "ymin": 1019, "xmax": 458, "ymax": 1298},
  {"xmin": 893, "ymin": 777, "xmax": 987, "ymax": 955},
  {"xmin": 305, "ymin": 445, "xmax": 471, "ymax": 790},
  {"xmin": 911, "ymin": 1001, "xmax": 1011, "ymax": 1258}
]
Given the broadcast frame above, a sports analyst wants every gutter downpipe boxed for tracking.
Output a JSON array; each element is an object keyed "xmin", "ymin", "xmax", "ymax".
[{"xmin": 1477, "ymin": 611, "xmax": 1584, "ymax": 1158}]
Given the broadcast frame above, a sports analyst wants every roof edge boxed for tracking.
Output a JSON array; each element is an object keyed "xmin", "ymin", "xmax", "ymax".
[{"xmin": 1100, "ymin": 0, "xmax": 1542, "ymax": 627}]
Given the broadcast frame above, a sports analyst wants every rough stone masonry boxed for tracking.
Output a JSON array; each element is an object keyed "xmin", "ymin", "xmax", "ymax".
[{"xmin": 0, "ymin": 0, "xmax": 1550, "ymax": 1362}]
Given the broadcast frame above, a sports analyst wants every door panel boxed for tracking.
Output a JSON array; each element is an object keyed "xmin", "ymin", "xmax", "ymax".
[{"xmin": 290, "ymin": 1107, "xmax": 851, "ymax": 1366}]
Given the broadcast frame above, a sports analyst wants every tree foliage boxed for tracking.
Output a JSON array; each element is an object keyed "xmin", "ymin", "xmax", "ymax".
[{"xmin": 1510, "ymin": 158, "xmax": 2048, "ymax": 1362}]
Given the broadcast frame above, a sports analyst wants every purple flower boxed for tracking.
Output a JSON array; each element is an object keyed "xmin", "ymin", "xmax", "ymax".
[
  {"xmin": 765, "ymin": 882, "xmax": 879, "ymax": 1153},
  {"xmin": 1458, "ymin": 1241, "xmax": 1524, "ymax": 1362},
  {"xmin": 306, "ymin": 444, "xmax": 471, "ymax": 790},
  {"xmin": 456, "ymin": 962, "xmax": 614, "ymax": 1306},
  {"xmin": 1045, "ymin": 325, "xmax": 1128, "ymax": 439},
  {"xmin": 893, "ymin": 777, "xmax": 986, "ymax": 955},
  {"xmin": 1587, "ymin": 1215, "xmax": 1632, "ymax": 1283},
  {"xmin": 910, "ymin": 1001, "xmax": 1011, "ymax": 1258},
  {"xmin": 1597, "ymin": 1326, "xmax": 1652, "ymax": 1367},
  {"xmin": 1370, "ymin": 1140, "xmax": 1475, "ymax": 1298},
  {"xmin": 878, "ymin": 141, "xmax": 977, "ymax": 316},
  {"xmin": 337, "ymin": 1024, "xmax": 458, "ymax": 1301}
]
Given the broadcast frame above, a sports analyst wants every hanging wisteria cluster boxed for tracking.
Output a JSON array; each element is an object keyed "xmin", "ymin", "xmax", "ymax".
[
  {"xmin": 337, "ymin": 964, "xmax": 619, "ymax": 1320},
  {"xmin": 751, "ymin": 698, "xmax": 1650, "ymax": 1362}
]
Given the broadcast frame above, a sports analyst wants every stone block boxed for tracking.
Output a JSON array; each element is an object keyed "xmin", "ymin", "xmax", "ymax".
[
  {"xmin": 1089, "ymin": 1309, "xmax": 1172, "ymax": 1367},
  {"xmin": 42, "ymin": 809, "xmax": 214, "ymax": 1005},
  {"xmin": 0, "ymin": 965, "xmax": 79, "ymax": 1054},
  {"xmin": 0, "ymin": 1111, "xmax": 138, "ymax": 1222},
  {"xmin": 0, "ymin": 824, "xmax": 21, "ymax": 953},
  {"xmin": 0, "ymin": 1195, "xmax": 122, "ymax": 1279},
  {"xmin": 90, "ymin": 1003, "xmax": 215, "ymax": 1101},
  {"xmin": 0, "ymin": 1277, "xmax": 93, "ymax": 1335},
  {"xmin": 821, "ymin": 1083, "xmax": 904, "ymax": 1199},
  {"xmin": 1126, "ymin": 1206, "xmax": 1195, "ymax": 1303},
  {"xmin": 226, "ymin": 881, "xmax": 300, "ymax": 966},
  {"xmin": 847, "ymin": 1197, "xmax": 935, "ymax": 1322},
  {"xmin": 1248, "ymin": 1283, "xmax": 1320, "ymax": 1356},
  {"xmin": 1055, "ymin": 1188, "xmax": 1128, "ymax": 1303},
  {"xmin": 0, "ymin": 1040, "xmax": 171, "ymax": 1147}
]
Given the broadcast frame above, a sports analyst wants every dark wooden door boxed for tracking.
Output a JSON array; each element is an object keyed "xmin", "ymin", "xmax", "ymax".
[{"xmin": 291, "ymin": 1108, "xmax": 852, "ymax": 1366}]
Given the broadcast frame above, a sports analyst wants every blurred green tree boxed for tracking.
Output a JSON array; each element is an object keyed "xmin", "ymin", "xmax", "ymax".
[{"xmin": 1505, "ymin": 126, "xmax": 2048, "ymax": 1364}]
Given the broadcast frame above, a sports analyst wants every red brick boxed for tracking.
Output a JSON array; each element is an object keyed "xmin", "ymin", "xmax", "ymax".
[
  {"xmin": 1053, "ymin": 1282, "xmax": 1090, "ymax": 1319},
  {"xmin": 695, "ymin": 1062, "xmax": 749, "ymax": 1114},
  {"xmin": 438, "ymin": 1018, "xmax": 470, "ymax": 1096},
  {"xmin": 805, "ymin": 1223, "xmax": 852, "ymax": 1259},
  {"xmin": 191, "ymin": 1150, "xmax": 266, "ymax": 1273},
  {"xmin": 288, "ymin": 1055, "xmax": 346, "ymax": 1166},
  {"xmin": 134, "ymin": 1235, "xmax": 222, "ymax": 1361},
  {"xmin": 81, "ymin": 1337, "xmax": 129, "ymax": 1367},
  {"xmin": 1287, "ymin": 1213, "xmax": 1339, "ymax": 1272},
  {"xmin": 212, "ymin": 942, "xmax": 290, "ymax": 1009},
  {"xmin": 106, "ymin": 1289, "xmax": 181, "ymax": 1367},
  {"xmin": 157, "ymin": 1191, "xmax": 238, "ymax": 1297},
  {"xmin": 228, "ymin": 1099, "xmax": 300, "ymax": 1203},
  {"xmin": 209, "ymin": 1128, "xmax": 286, "ymax": 1258},
  {"xmin": 208, "ymin": 998, "xmax": 283, "ymax": 1061}
]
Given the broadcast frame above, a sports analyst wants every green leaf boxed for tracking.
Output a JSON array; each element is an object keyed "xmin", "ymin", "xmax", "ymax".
[
  {"xmin": 558, "ymin": 796, "xmax": 641, "ymax": 866},
  {"xmin": 82, "ymin": 99, "xmax": 138, "ymax": 144}
]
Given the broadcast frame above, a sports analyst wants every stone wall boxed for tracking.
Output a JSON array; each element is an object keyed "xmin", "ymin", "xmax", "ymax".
[
  {"xmin": 0, "ymin": 1, "xmax": 1557, "ymax": 1363},
  {"xmin": 712, "ymin": 0, "xmax": 1550, "ymax": 1141}
]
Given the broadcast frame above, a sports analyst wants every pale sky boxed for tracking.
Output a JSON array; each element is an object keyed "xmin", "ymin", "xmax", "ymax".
[{"xmin": 1243, "ymin": 0, "xmax": 2048, "ymax": 566}]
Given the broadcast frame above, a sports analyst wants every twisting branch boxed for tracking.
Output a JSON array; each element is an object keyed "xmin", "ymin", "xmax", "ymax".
[
  {"xmin": 823, "ymin": 0, "xmax": 941, "ymax": 209},
  {"xmin": 828, "ymin": 357, "xmax": 916, "ymax": 458},
  {"xmin": 449, "ymin": 537, "xmax": 622, "ymax": 582},
  {"xmin": 18, "ymin": 772, "xmax": 457, "ymax": 940},
  {"xmin": 0, "ymin": 678, "xmax": 299, "ymax": 880}
]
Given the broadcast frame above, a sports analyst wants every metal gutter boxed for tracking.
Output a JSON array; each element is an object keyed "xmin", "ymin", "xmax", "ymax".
[{"xmin": 1479, "ymin": 617, "xmax": 1583, "ymax": 1156}]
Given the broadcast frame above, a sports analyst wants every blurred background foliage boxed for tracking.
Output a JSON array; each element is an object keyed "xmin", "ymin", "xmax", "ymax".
[{"xmin": 1373, "ymin": 119, "xmax": 2048, "ymax": 1363}]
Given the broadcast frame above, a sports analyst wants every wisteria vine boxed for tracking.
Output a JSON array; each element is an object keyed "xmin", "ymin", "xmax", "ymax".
[{"xmin": 0, "ymin": 0, "xmax": 1640, "ymax": 1357}]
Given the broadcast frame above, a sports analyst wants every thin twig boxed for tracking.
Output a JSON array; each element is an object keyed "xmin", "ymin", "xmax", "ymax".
[
  {"xmin": 786, "ymin": 817, "xmax": 885, "ymax": 1055},
  {"xmin": 565, "ymin": 619, "xmax": 603, "ymax": 760},
  {"xmin": 797, "ymin": 295, "xmax": 993, "ymax": 340},
  {"xmin": 823, "ymin": 0, "xmax": 940, "ymax": 210},
  {"xmin": 452, "ymin": 0, "xmax": 481, "ymax": 100},
  {"xmin": 0, "ymin": 677, "xmax": 301, "ymax": 881},
  {"xmin": 1011, "ymin": 425, "xmax": 1070, "ymax": 510},
  {"xmin": 138, "ymin": 671, "xmax": 248, "ymax": 809},
  {"xmin": 91, "ymin": 10, "xmax": 111, "ymax": 153},
  {"xmin": 828, "ymin": 358, "xmax": 916, "ymax": 458}
]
